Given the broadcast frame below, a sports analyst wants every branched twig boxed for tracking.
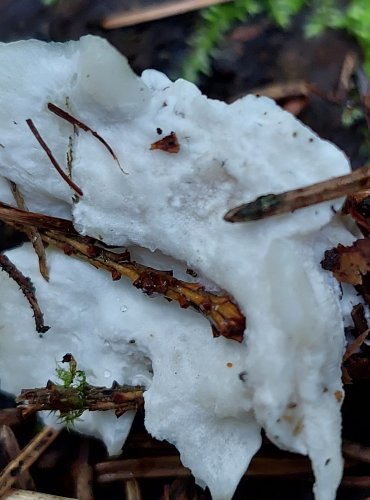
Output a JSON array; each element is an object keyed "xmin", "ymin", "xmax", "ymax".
[
  {"xmin": 0, "ymin": 253, "xmax": 50, "ymax": 334},
  {"xmin": 47, "ymin": 102, "xmax": 126, "ymax": 174},
  {"xmin": 26, "ymin": 118, "xmax": 83, "ymax": 196},
  {"xmin": 0, "ymin": 204, "xmax": 245, "ymax": 340},
  {"xmin": 17, "ymin": 381, "xmax": 144, "ymax": 417},
  {"xmin": 224, "ymin": 165, "xmax": 370, "ymax": 222},
  {"xmin": 9, "ymin": 181, "xmax": 49, "ymax": 281}
]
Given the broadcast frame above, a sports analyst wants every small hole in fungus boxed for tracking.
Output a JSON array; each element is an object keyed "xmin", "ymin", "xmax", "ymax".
[
  {"xmin": 156, "ymin": 127, "xmax": 163, "ymax": 135},
  {"xmin": 227, "ymin": 362, "xmax": 233, "ymax": 368}
]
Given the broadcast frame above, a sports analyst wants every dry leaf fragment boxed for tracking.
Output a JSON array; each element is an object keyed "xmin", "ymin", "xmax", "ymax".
[
  {"xmin": 150, "ymin": 132, "xmax": 180, "ymax": 153},
  {"xmin": 342, "ymin": 190, "xmax": 370, "ymax": 235},
  {"xmin": 321, "ymin": 239, "xmax": 370, "ymax": 286}
]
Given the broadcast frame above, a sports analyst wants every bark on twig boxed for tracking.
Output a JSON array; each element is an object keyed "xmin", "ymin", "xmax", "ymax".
[
  {"xmin": 17, "ymin": 381, "xmax": 144, "ymax": 417},
  {"xmin": 224, "ymin": 164, "xmax": 370, "ymax": 222},
  {"xmin": 41, "ymin": 230, "xmax": 245, "ymax": 341},
  {"xmin": 0, "ymin": 253, "xmax": 50, "ymax": 334}
]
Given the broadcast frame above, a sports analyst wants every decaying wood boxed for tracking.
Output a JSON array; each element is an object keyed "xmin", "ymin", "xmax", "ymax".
[
  {"xmin": 224, "ymin": 164, "xmax": 370, "ymax": 222},
  {"xmin": 17, "ymin": 381, "xmax": 144, "ymax": 417},
  {"xmin": 0, "ymin": 253, "xmax": 50, "ymax": 334},
  {"xmin": 0, "ymin": 425, "xmax": 36, "ymax": 491},
  {"xmin": 0, "ymin": 426, "xmax": 60, "ymax": 498},
  {"xmin": 0, "ymin": 203, "xmax": 245, "ymax": 341},
  {"xmin": 101, "ymin": 0, "xmax": 233, "ymax": 29},
  {"xmin": 9, "ymin": 181, "xmax": 49, "ymax": 281}
]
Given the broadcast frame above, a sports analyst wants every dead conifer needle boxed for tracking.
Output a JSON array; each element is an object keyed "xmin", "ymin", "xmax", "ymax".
[{"xmin": 26, "ymin": 118, "xmax": 83, "ymax": 197}]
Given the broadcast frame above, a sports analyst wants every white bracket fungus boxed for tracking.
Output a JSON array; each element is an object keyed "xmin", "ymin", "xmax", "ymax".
[{"xmin": 0, "ymin": 35, "xmax": 357, "ymax": 499}]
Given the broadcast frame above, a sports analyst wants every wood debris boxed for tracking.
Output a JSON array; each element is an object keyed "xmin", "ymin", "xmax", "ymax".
[
  {"xmin": 0, "ymin": 253, "xmax": 50, "ymax": 334},
  {"xmin": 224, "ymin": 164, "xmax": 370, "ymax": 222}
]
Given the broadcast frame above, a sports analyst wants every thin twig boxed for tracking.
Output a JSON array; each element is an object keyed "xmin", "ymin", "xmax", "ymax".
[
  {"xmin": 0, "ymin": 253, "xmax": 50, "ymax": 334},
  {"xmin": 0, "ymin": 202, "xmax": 76, "ymax": 234},
  {"xmin": 9, "ymin": 181, "xmax": 49, "ymax": 281},
  {"xmin": 0, "ymin": 426, "xmax": 60, "ymax": 498},
  {"xmin": 224, "ymin": 165, "xmax": 370, "ymax": 222},
  {"xmin": 26, "ymin": 118, "xmax": 83, "ymax": 197},
  {"xmin": 47, "ymin": 103, "xmax": 125, "ymax": 174},
  {"xmin": 101, "ymin": 0, "xmax": 233, "ymax": 29}
]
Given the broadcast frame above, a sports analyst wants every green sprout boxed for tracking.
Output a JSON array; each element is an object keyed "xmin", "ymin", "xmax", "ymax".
[{"xmin": 54, "ymin": 353, "xmax": 87, "ymax": 426}]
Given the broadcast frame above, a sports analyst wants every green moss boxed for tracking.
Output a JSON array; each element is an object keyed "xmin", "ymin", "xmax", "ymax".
[{"xmin": 182, "ymin": 0, "xmax": 370, "ymax": 83}]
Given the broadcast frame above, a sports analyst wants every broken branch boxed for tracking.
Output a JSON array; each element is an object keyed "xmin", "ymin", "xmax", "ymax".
[
  {"xmin": 17, "ymin": 381, "xmax": 144, "ymax": 417},
  {"xmin": 224, "ymin": 165, "xmax": 370, "ymax": 222}
]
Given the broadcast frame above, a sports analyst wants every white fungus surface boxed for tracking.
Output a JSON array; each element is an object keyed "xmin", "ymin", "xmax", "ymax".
[{"xmin": 0, "ymin": 36, "xmax": 358, "ymax": 499}]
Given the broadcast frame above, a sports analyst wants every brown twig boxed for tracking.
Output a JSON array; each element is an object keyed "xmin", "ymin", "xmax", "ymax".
[
  {"xmin": 9, "ymin": 181, "xmax": 49, "ymax": 281},
  {"xmin": 17, "ymin": 381, "xmax": 144, "ymax": 417},
  {"xmin": 40, "ymin": 230, "xmax": 245, "ymax": 341},
  {"xmin": 101, "ymin": 0, "xmax": 233, "ymax": 29},
  {"xmin": 224, "ymin": 165, "xmax": 370, "ymax": 222},
  {"xmin": 0, "ymin": 253, "xmax": 50, "ymax": 334},
  {"xmin": 0, "ymin": 426, "xmax": 60, "ymax": 498},
  {"xmin": 26, "ymin": 118, "xmax": 83, "ymax": 197},
  {"xmin": 47, "ymin": 103, "xmax": 125, "ymax": 174},
  {"xmin": 0, "ymin": 202, "xmax": 76, "ymax": 234}
]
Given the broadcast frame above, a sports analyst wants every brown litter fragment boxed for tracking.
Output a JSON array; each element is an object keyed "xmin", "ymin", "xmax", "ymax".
[
  {"xmin": 150, "ymin": 132, "xmax": 180, "ymax": 153},
  {"xmin": 321, "ymin": 239, "xmax": 370, "ymax": 286}
]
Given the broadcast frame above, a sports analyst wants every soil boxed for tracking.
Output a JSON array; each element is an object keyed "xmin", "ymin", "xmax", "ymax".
[{"xmin": 1, "ymin": 1, "xmax": 370, "ymax": 499}]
